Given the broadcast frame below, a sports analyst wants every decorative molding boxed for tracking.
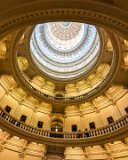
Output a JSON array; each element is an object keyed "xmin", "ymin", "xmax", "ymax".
[{"xmin": 0, "ymin": 0, "xmax": 128, "ymax": 39}]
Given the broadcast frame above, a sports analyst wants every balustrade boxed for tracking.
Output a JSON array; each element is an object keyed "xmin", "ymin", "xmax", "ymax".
[
  {"xmin": 0, "ymin": 107, "xmax": 128, "ymax": 140},
  {"xmin": 16, "ymin": 63, "xmax": 110, "ymax": 102}
]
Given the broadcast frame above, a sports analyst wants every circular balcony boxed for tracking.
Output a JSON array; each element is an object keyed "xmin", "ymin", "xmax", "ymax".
[{"xmin": 1, "ymin": 107, "xmax": 128, "ymax": 147}]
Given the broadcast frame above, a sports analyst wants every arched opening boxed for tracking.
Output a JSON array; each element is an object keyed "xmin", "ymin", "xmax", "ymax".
[{"xmin": 51, "ymin": 118, "xmax": 63, "ymax": 132}]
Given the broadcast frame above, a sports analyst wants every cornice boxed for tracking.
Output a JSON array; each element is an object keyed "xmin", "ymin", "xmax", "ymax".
[{"xmin": 0, "ymin": 1, "xmax": 128, "ymax": 39}]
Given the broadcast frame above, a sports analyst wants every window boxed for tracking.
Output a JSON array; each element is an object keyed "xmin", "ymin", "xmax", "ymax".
[
  {"xmin": 72, "ymin": 124, "xmax": 77, "ymax": 132},
  {"xmin": 5, "ymin": 105, "xmax": 11, "ymax": 113},
  {"xmin": 125, "ymin": 107, "xmax": 128, "ymax": 113},
  {"xmin": 37, "ymin": 121, "xmax": 43, "ymax": 128},
  {"xmin": 107, "ymin": 116, "xmax": 114, "ymax": 124},
  {"xmin": 20, "ymin": 115, "xmax": 27, "ymax": 122},
  {"xmin": 89, "ymin": 122, "xmax": 96, "ymax": 129}
]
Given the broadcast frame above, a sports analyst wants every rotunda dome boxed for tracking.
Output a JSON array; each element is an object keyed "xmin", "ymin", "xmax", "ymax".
[
  {"xmin": 30, "ymin": 22, "xmax": 101, "ymax": 81},
  {"xmin": 0, "ymin": 1, "xmax": 128, "ymax": 158}
]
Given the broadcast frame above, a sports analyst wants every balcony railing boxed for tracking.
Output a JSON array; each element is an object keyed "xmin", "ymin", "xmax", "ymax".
[{"xmin": 0, "ymin": 107, "xmax": 128, "ymax": 146}]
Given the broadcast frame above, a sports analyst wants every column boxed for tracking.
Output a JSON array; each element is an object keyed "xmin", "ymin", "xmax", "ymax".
[
  {"xmin": 13, "ymin": 99, "xmax": 24, "ymax": 116},
  {"xmin": 80, "ymin": 112, "xmax": 85, "ymax": 131},
  {"xmin": 105, "ymin": 93, "xmax": 122, "ymax": 117},
  {"xmin": 29, "ymin": 108, "xmax": 37, "ymax": 126},
  {"xmin": 92, "ymin": 100, "xmax": 104, "ymax": 127}
]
